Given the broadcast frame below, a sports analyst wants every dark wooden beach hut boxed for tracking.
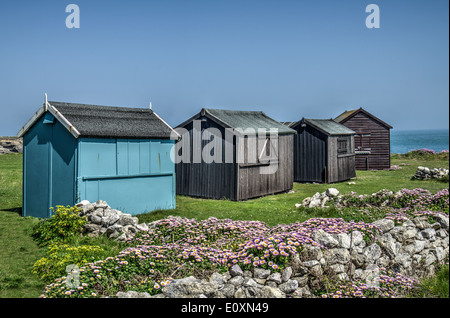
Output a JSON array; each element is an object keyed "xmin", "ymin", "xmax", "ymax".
[
  {"xmin": 18, "ymin": 98, "xmax": 178, "ymax": 218},
  {"xmin": 334, "ymin": 107, "xmax": 393, "ymax": 170},
  {"xmin": 284, "ymin": 118, "xmax": 356, "ymax": 183},
  {"xmin": 175, "ymin": 108, "xmax": 296, "ymax": 201}
]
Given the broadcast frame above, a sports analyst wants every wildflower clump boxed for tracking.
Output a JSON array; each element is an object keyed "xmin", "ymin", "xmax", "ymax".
[{"xmin": 320, "ymin": 268, "xmax": 418, "ymax": 298}]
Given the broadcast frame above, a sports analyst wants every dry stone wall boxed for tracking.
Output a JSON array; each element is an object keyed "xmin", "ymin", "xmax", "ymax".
[
  {"xmin": 83, "ymin": 200, "xmax": 447, "ymax": 298},
  {"xmin": 412, "ymin": 166, "xmax": 449, "ymax": 180}
]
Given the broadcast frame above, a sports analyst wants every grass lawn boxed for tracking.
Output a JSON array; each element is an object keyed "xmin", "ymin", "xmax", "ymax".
[
  {"xmin": 0, "ymin": 153, "xmax": 45, "ymax": 297},
  {"xmin": 0, "ymin": 152, "xmax": 448, "ymax": 298},
  {"xmin": 137, "ymin": 155, "xmax": 449, "ymax": 226}
]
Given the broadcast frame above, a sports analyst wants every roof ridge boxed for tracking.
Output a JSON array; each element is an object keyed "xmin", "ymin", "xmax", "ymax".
[
  {"xmin": 18, "ymin": 101, "xmax": 175, "ymax": 139},
  {"xmin": 204, "ymin": 108, "xmax": 265, "ymax": 114},
  {"xmin": 49, "ymin": 101, "xmax": 153, "ymax": 112}
]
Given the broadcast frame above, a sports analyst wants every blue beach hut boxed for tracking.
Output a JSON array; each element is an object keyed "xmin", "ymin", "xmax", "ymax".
[{"xmin": 17, "ymin": 98, "xmax": 178, "ymax": 218}]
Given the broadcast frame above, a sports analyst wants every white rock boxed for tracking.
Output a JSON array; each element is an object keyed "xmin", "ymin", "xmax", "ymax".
[
  {"xmin": 312, "ymin": 229, "xmax": 339, "ymax": 248},
  {"xmin": 334, "ymin": 233, "xmax": 351, "ymax": 249},
  {"xmin": 76, "ymin": 200, "xmax": 90, "ymax": 207},
  {"xmin": 326, "ymin": 188, "xmax": 340, "ymax": 197}
]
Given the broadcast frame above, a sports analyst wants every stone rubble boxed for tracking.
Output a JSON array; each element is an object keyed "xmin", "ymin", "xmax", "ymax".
[
  {"xmin": 412, "ymin": 166, "xmax": 449, "ymax": 180},
  {"xmin": 299, "ymin": 188, "xmax": 341, "ymax": 208},
  {"xmin": 76, "ymin": 200, "xmax": 149, "ymax": 242}
]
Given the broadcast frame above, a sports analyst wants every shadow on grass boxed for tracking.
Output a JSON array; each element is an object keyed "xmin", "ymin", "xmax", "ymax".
[{"xmin": 0, "ymin": 207, "xmax": 22, "ymax": 215}]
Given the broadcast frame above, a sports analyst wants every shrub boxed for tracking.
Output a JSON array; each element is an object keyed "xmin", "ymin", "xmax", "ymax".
[
  {"xmin": 394, "ymin": 149, "xmax": 449, "ymax": 160},
  {"xmin": 32, "ymin": 205, "xmax": 87, "ymax": 246},
  {"xmin": 32, "ymin": 244, "xmax": 105, "ymax": 283}
]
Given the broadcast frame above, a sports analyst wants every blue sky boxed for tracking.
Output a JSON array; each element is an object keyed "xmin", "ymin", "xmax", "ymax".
[{"xmin": 0, "ymin": 0, "xmax": 448, "ymax": 135}]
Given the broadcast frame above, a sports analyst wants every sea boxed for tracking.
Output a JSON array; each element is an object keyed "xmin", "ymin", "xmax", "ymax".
[{"xmin": 390, "ymin": 129, "xmax": 449, "ymax": 154}]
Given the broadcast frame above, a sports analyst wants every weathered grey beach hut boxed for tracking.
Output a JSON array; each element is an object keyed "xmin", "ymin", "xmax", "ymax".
[
  {"xmin": 334, "ymin": 107, "xmax": 392, "ymax": 170},
  {"xmin": 284, "ymin": 118, "xmax": 356, "ymax": 183},
  {"xmin": 18, "ymin": 99, "xmax": 178, "ymax": 218},
  {"xmin": 175, "ymin": 108, "xmax": 296, "ymax": 201}
]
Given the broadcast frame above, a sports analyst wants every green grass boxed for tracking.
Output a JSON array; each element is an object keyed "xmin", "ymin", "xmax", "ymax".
[
  {"xmin": 0, "ymin": 153, "xmax": 45, "ymax": 297},
  {"xmin": 417, "ymin": 264, "xmax": 449, "ymax": 298},
  {"xmin": 0, "ymin": 152, "xmax": 448, "ymax": 298},
  {"xmin": 137, "ymin": 156, "xmax": 449, "ymax": 226}
]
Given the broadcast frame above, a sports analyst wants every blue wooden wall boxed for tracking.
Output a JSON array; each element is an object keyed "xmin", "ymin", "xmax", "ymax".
[
  {"xmin": 76, "ymin": 138, "xmax": 176, "ymax": 215},
  {"xmin": 22, "ymin": 114, "xmax": 77, "ymax": 218}
]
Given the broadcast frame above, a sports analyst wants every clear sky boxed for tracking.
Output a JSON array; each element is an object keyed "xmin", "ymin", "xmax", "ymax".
[{"xmin": 0, "ymin": 0, "xmax": 448, "ymax": 135}]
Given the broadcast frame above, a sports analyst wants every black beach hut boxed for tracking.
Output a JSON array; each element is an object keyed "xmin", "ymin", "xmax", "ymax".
[
  {"xmin": 175, "ymin": 108, "xmax": 296, "ymax": 201},
  {"xmin": 284, "ymin": 118, "xmax": 356, "ymax": 183}
]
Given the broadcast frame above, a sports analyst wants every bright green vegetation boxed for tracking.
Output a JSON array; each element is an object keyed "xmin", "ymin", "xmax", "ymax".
[
  {"xmin": 416, "ymin": 264, "xmax": 449, "ymax": 298},
  {"xmin": 0, "ymin": 153, "xmax": 44, "ymax": 297},
  {"xmin": 0, "ymin": 152, "xmax": 448, "ymax": 298}
]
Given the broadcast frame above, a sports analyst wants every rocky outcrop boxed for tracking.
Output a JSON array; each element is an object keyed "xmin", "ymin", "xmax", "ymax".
[
  {"xmin": 0, "ymin": 137, "xmax": 22, "ymax": 154},
  {"xmin": 412, "ymin": 166, "xmax": 449, "ymax": 180}
]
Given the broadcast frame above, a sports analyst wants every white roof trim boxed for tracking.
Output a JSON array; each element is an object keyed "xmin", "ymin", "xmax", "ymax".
[
  {"xmin": 17, "ymin": 101, "xmax": 81, "ymax": 139},
  {"xmin": 17, "ymin": 105, "xmax": 46, "ymax": 137},
  {"xmin": 153, "ymin": 110, "xmax": 181, "ymax": 140},
  {"xmin": 47, "ymin": 102, "xmax": 81, "ymax": 138}
]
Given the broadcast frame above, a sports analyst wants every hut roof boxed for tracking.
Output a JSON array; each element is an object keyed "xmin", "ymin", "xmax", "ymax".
[
  {"xmin": 288, "ymin": 118, "xmax": 355, "ymax": 136},
  {"xmin": 18, "ymin": 101, "xmax": 178, "ymax": 139},
  {"xmin": 280, "ymin": 121, "xmax": 298, "ymax": 128},
  {"xmin": 334, "ymin": 107, "xmax": 393, "ymax": 129},
  {"xmin": 178, "ymin": 108, "xmax": 296, "ymax": 135}
]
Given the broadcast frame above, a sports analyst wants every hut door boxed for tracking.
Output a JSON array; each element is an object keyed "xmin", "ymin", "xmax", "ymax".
[{"xmin": 294, "ymin": 130, "xmax": 326, "ymax": 183}]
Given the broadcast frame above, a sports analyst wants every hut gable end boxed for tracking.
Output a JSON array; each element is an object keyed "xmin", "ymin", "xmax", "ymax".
[
  {"xmin": 286, "ymin": 118, "xmax": 356, "ymax": 184},
  {"xmin": 334, "ymin": 107, "xmax": 392, "ymax": 170}
]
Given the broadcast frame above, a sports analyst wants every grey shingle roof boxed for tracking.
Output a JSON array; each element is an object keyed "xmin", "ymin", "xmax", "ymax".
[
  {"xmin": 289, "ymin": 118, "xmax": 355, "ymax": 136},
  {"xmin": 49, "ymin": 101, "xmax": 175, "ymax": 139},
  {"xmin": 202, "ymin": 108, "xmax": 296, "ymax": 135}
]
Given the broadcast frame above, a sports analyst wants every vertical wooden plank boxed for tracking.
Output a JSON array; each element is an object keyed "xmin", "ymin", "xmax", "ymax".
[
  {"xmin": 78, "ymin": 138, "xmax": 116, "ymax": 177},
  {"xmin": 117, "ymin": 139, "xmax": 128, "ymax": 175},
  {"xmin": 139, "ymin": 140, "xmax": 150, "ymax": 174}
]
